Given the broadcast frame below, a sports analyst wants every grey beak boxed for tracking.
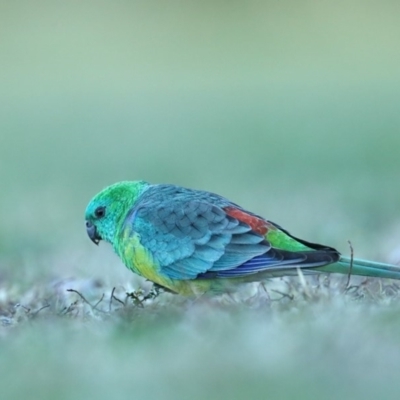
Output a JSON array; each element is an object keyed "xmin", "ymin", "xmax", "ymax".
[{"xmin": 86, "ymin": 221, "xmax": 101, "ymax": 245}]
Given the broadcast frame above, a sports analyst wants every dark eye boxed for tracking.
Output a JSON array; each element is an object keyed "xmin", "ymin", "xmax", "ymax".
[{"xmin": 94, "ymin": 206, "xmax": 106, "ymax": 219}]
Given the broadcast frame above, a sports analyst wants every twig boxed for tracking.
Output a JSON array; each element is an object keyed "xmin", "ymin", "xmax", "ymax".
[
  {"xmin": 30, "ymin": 304, "xmax": 50, "ymax": 318},
  {"xmin": 109, "ymin": 287, "xmax": 125, "ymax": 312},
  {"xmin": 67, "ymin": 289, "xmax": 107, "ymax": 313},
  {"xmin": 109, "ymin": 287, "xmax": 115, "ymax": 312},
  {"xmin": 60, "ymin": 300, "xmax": 79, "ymax": 315},
  {"xmin": 93, "ymin": 293, "xmax": 105, "ymax": 309},
  {"xmin": 126, "ymin": 285, "xmax": 165, "ymax": 307},
  {"xmin": 270, "ymin": 289, "xmax": 294, "ymax": 301},
  {"xmin": 126, "ymin": 291, "xmax": 145, "ymax": 307},
  {"xmin": 15, "ymin": 303, "xmax": 30, "ymax": 313},
  {"xmin": 345, "ymin": 240, "xmax": 354, "ymax": 289},
  {"xmin": 260, "ymin": 282, "xmax": 271, "ymax": 300},
  {"xmin": 67, "ymin": 289, "xmax": 91, "ymax": 305}
]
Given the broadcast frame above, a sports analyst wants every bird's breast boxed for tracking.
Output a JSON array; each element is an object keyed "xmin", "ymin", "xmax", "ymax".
[
  {"xmin": 116, "ymin": 230, "xmax": 213, "ymax": 295},
  {"xmin": 117, "ymin": 231, "xmax": 161, "ymax": 282}
]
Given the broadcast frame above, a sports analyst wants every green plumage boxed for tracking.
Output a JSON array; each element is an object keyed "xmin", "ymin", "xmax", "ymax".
[{"xmin": 84, "ymin": 181, "xmax": 400, "ymax": 295}]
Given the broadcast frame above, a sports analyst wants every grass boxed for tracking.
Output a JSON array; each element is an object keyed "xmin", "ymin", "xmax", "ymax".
[{"xmin": 2, "ymin": 274, "xmax": 400, "ymax": 400}]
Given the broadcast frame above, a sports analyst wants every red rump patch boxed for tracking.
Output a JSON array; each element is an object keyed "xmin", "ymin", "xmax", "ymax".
[{"xmin": 224, "ymin": 207, "xmax": 270, "ymax": 235}]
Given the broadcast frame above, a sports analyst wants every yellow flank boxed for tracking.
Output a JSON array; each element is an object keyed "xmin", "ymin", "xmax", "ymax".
[{"xmin": 117, "ymin": 232, "xmax": 212, "ymax": 295}]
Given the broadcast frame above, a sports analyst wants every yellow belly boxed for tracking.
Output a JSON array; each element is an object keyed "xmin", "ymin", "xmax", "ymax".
[{"xmin": 118, "ymin": 232, "xmax": 211, "ymax": 295}]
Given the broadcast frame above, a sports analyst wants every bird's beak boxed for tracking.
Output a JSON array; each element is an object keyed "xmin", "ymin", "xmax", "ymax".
[{"xmin": 86, "ymin": 221, "xmax": 102, "ymax": 245}]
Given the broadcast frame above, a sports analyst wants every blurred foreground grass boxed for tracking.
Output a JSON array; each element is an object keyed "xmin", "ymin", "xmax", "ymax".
[
  {"xmin": 2, "ymin": 276, "xmax": 400, "ymax": 400},
  {"xmin": 1, "ymin": 1, "xmax": 400, "ymax": 399}
]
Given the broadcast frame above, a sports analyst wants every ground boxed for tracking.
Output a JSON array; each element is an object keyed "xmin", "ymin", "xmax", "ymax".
[{"xmin": 1, "ymin": 271, "xmax": 400, "ymax": 400}]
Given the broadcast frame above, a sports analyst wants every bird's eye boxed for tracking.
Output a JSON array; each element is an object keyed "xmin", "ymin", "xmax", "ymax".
[{"xmin": 94, "ymin": 206, "xmax": 106, "ymax": 219}]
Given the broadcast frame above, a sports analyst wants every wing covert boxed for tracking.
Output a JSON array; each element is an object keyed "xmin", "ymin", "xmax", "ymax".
[
  {"xmin": 121, "ymin": 185, "xmax": 339, "ymax": 281},
  {"xmin": 125, "ymin": 198, "xmax": 270, "ymax": 279}
]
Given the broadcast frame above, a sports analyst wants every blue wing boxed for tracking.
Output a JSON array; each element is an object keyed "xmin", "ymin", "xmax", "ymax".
[{"xmin": 123, "ymin": 185, "xmax": 337, "ymax": 280}]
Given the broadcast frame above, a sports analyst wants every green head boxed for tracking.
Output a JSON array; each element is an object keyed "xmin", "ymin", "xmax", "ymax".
[{"xmin": 85, "ymin": 180, "xmax": 149, "ymax": 245}]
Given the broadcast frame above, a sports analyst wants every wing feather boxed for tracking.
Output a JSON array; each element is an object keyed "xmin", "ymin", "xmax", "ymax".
[{"xmin": 122, "ymin": 185, "xmax": 339, "ymax": 280}]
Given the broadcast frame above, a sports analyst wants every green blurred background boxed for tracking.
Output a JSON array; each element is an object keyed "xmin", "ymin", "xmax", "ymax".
[
  {"xmin": 1, "ymin": 1, "xmax": 400, "ymax": 399},
  {"xmin": 2, "ymin": 0, "xmax": 400, "ymax": 265}
]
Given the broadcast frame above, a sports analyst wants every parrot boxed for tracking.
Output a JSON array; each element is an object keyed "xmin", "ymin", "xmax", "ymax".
[{"xmin": 84, "ymin": 181, "xmax": 400, "ymax": 295}]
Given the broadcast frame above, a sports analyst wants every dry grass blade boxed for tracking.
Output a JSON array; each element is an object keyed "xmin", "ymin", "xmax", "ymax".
[{"xmin": 345, "ymin": 240, "xmax": 354, "ymax": 289}]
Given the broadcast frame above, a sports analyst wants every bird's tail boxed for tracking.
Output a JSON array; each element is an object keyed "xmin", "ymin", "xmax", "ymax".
[{"xmin": 315, "ymin": 256, "xmax": 400, "ymax": 280}]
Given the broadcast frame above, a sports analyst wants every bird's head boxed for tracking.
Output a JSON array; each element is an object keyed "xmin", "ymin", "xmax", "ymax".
[{"xmin": 85, "ymin": 180, "xmax": 149, "ymax": 245}]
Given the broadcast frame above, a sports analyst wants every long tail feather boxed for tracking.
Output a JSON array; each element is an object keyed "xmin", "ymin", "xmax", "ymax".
[{"xmin": 315, "ymin": 256, "xmax": 400, "ymax": 280}]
